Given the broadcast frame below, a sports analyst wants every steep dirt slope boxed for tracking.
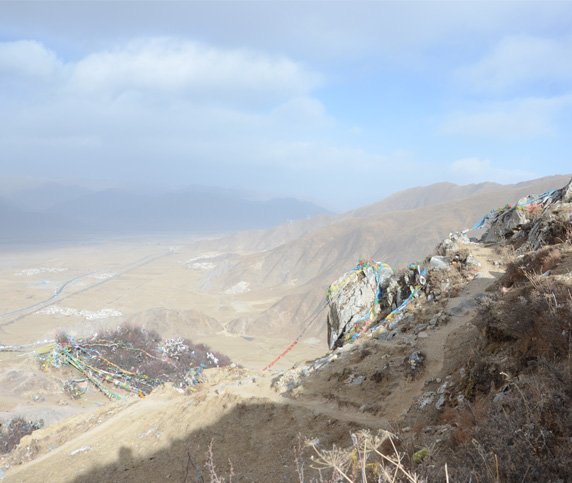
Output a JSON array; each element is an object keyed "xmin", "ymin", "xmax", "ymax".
[
  {"xmin": 271, "ymin": 242, "xmax": 502, "ymax": 421},
  {"xmin": 348, "ymin": 181, "xmax": 501, "ymax": 217},
  {"xmin": 0, "ymin": 239, "xmax": 507, "ymax": 482},
  {"xmin": 191, "ymin": 214, "xmax": 334, "ymax": 253}
]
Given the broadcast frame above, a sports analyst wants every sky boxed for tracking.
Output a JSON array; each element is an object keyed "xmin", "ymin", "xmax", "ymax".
[{"xmin": 0, "ymin": 1, "xmax": 571, "ymax": 211}]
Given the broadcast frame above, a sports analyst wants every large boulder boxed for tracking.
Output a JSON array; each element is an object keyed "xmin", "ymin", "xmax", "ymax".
[
  {"xmin": 481, "ymin": 205, "xmax": 529, "ymax": 243},
  {"xmin": 526, "ymin": 178, "xmax": 572, "ymax": 249},
  {"xmin": 429, "ymin": 256, "xmax": 451, "ymax": 271},
  {"xmin": 481, "ymin": 177, "xmax": 572, "ymax": 247},
  {"xmin": 326, "ymin": 260, "xmax": 393, "ymax": 349},
  {"xmin": 481, "ymin": 178, "xmax": 572, "ymax": 244}
]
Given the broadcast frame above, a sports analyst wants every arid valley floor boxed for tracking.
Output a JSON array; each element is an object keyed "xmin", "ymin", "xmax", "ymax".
[{"xmin": 1, "ymin": 175, "xmax": 571, "ymax": 482}]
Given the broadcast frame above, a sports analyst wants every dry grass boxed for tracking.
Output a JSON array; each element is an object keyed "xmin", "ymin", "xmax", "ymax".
[
  {"xmin": 440, "ymin": 397, "xmax": 490, "ymax": 445},
  {"xmin": 195, "ymin": 434, "xmax": 423, "ymax": 483},
  {"xmin": 501, "ymin": 246, "xmax": 562, "ymax": 287},
  {"xmin": 438, "ymin": 363, "xmax": 572, "ymax": 483},
  {"xmin": 300, "ymin": 430, "xmax": 424, "ymax": 483},
  {"xmin": 425, "ymin": 252, "xmax": 572, "ymax": 482},
  {"xmin": 182, "ymin": 440, "xmax": 235, "ymax": 483},
  {"xmin": 493, "ymin": 243, "xmax": 516, "ymax": 266},
  {"xmin": 478, "ymin": 276, "xmax": 571, "ymax": 365}
]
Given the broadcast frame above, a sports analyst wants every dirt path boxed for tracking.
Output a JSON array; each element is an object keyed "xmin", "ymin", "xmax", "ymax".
[
  {"xmin": 381, "ymin": 244, "xmax": 503, "ymax": 419},
  {"xmin": 215, "ymin": 372, "xmax": 391, "ymax": 427},
  {"xmin": 207, "ymin": 244, "xmax": 505, "ymax": 428}
]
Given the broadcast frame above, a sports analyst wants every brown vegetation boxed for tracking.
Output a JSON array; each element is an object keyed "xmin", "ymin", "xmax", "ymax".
[
  {"xmin": 50, "ymin": 325, "xmax": 233, "ymax": 397},
  {"xmin": 425, "ymin": 245, "xmax": 572, "ymax": 482},
  {"xmin": 501, "ymin": 246, "xmax": 562, "ymax": 287},
  {"xmin": 0, "ymin": 418, "xmax": 43, "ymax": 455}
]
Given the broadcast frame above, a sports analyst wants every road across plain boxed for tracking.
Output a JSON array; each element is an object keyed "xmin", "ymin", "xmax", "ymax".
[{"xmin": 0, "ymin": 250, "xmax": 173, "ymax": 329}]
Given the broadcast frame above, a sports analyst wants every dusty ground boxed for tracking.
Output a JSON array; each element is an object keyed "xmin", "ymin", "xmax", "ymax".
[
  {"xmin": 0, "ymin": 242, "xmax": 505, "ymax": 482},
  {"xmin": 0, "ymin": 237, "xmax": 325, "ymax": 444},
  {"xmin": 281, "ymin": 244, "xmax": 502, "ymax": 422}
]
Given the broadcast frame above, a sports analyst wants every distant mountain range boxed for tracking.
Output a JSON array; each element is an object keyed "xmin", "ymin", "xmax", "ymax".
[{"xmin": 0, "ymin": 182, "xmax": 329, "ymax": 243}]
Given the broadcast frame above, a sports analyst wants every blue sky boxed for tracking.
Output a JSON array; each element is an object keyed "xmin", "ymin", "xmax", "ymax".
[{"xmin": 0, "ymin": 1, "xmax": 570, "ymax": 210}]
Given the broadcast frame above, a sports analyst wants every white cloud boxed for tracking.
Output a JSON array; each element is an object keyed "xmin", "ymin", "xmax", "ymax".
[
  {"xmin": 450, "ymin": 157, "xmax": 534, "ymax": 184},
  {"xmin": 0, "ymin": 36, "xmax": 395, "ymax": 201},
  {"xmin": 0, "ymin": 40, "xmax": 62, "ymax": 79},
  {"xmin": 441, "ymin": 95, "xmax": 572, "ymax": 139},
  {"xmin": 270, "ymin": 97, "xmax": 330, "ymax": 126},
  {"xmin": 68, "ymin": 38, "xmax": 320, "ymax": 105},
  {"xmin": 458, "ymin": 35, "xmax": 572, "ymax": 92}
]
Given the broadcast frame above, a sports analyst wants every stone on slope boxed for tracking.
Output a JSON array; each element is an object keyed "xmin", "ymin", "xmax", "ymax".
[
  {"xmin": 429, "ymin": 256, "xmax": 451, "ymax": 271},
  {"xmin": 481, "ymin": 206, "xmax": 529, "ymax": 243},
  {"xmin": 326, "ymin": 261, "xmax": 393, "ymax": 349}
]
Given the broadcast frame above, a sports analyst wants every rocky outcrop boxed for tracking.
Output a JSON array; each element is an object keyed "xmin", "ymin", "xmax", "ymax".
[
  {"xmin": 326, "ymin": 260, "xmax": 393, "ymax": 349},
  {"xmin": 481, "ymin": 177, "xmax": 572, "ymax": 246},
  {"xmin": 481, "ymin": 207, "xmax": 529, "ymax": 243},
  {"xmin": 325, "ymin": 232, "xmax": 478, "ymax": 350},
  {"xmin": 325, "ymin": 178, "xmax": 571, "ymax": 352}
]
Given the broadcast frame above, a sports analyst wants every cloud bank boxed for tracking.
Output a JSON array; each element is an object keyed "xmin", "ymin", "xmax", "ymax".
[{"xmin": 1, "ymin": 2, "xmax": 571, "ymax": 210}]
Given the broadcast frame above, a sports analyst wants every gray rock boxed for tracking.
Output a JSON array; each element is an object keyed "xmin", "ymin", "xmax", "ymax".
[
  {"xmin": 465, "ymin": 255, "xmax": 481, "ymax": 268},
  {"xmin": 562, "ymin": 178, "xmax": 572, "ymax": 202},
  {"xmin": 418, "ymin": 391, "xmax": 435, "ymax": 409},
  {"xmin": 407, "ymin": 351, "xmax": 425, "ymax": 370},
  {"xmin": 430, "ymin": 256, "xmax": 451, "ymax": 271},
  {"xmin": 346, "ymin": 374, "xmax": 365, "ymax": 385},
  {"xmin": 493, "ymin": 384, "xmax": 511, "ymax": 403},
  {"xmin": 482, "ymin": 206, "xmax": 529, "ymax": 243},
  {"xmin": 326, "ymin": 262, "xmax": 393, "ymax": 349}
]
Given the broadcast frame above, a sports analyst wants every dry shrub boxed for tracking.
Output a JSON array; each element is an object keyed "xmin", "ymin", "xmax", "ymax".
[
  {"xmin": 425, "ymin": 267, "xmax": 464, "ymax": 300},
  {"xmin": 537, "ymin": 212, "xmax": 572, "ymax": 246},
  {"xmin": 427, "ymin": 262, "xmax": 572, "ymax": 482},
  {"xmin": 350, "ymin": 347, "xmax": 372, "ymax": 364},
  {"xmin": 494, "ymin": 243, "xmax": 516, "ymax": 265},
  {"xmin": 438, "ymin": 363, "xmax": 572, "ymax": 483},
  {"xmin": 0, "ymin": 418, "xmax": 43, "ymax": 454},
  {"xmin": 501, "ymin": 246, "xmax": 562, "ymax": 287},
  {"xmin": 57, "ymin": 324, "xmax": 232, "ymax": 393},
  {"xmin": 440, "ymin": 397, "xmax": 490, "ymax": 445},
  {"xmin": 476, "ymin": 278, "xmax": 571, "ymax": 369},
  {"xmin": 302, "ymin": 430, "xmax": 423, "ymax": 483}
]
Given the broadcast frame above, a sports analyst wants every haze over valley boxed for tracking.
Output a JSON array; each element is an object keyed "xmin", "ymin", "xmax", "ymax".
[{"xmin": 0, "ymin": 181, "xmax": 328, "ymax": 243}]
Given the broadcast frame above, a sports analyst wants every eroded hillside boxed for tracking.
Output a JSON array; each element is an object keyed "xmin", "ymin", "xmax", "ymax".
[{"xmin": 1, "ymin": 178, "xmax": 571, "ymax": 482}]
